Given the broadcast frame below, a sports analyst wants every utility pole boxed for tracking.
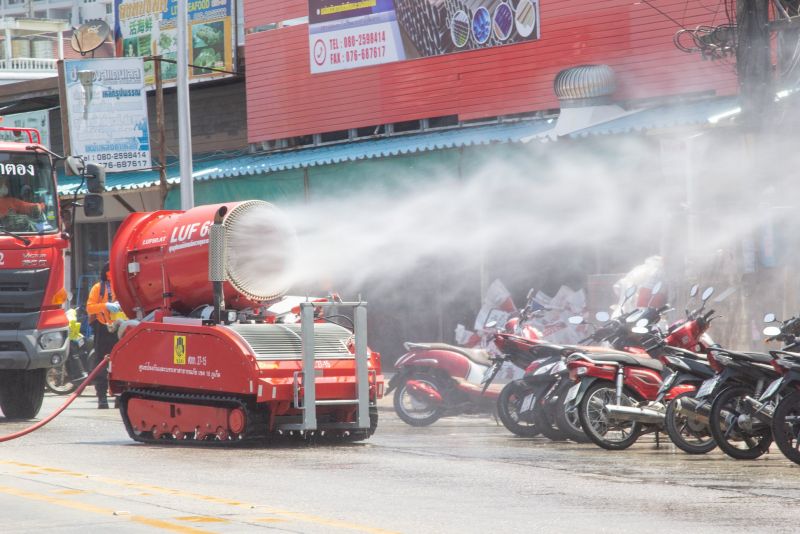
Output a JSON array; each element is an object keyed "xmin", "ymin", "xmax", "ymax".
[
  {"xmin": 736, "ymin": 0, "xmax": 772, "ymax": 129},
  {"xmin": 177, "ymin": 0, "xmax": 194, "ymax": 210}
]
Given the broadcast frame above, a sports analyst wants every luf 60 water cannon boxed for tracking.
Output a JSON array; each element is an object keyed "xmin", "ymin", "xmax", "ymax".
[{"xmin": 106, "ymin": 201, "xmax": 382, "ymax": 444}]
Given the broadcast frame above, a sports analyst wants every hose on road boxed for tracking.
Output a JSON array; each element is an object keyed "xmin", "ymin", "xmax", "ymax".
[{"xmin": 0, "ymin": 356, "xmax": 110, "ymax": 442}]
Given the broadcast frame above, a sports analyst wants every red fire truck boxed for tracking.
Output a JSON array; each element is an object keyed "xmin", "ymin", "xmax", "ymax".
[{"xmin": 0, "ymin": 128, "xmax": 102, "ymax": 419}]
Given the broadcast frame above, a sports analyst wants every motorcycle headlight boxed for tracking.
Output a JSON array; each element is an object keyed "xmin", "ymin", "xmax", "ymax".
[{"xmin": 39, "ymin": 331, "xmax": 66, "ymax": 350}]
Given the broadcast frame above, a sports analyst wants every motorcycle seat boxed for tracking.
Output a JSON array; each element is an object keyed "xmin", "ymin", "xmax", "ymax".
[
  {"xmin": 584, "ymin": 353, "xmax": 664, "ymax": 372},
  {"xmin": 415, "ymin": 343, "xmax": 493, "ymax": 367},
  {"xmin": 716, "ymin": 349, "xmax": 773, "ymax": 365}
]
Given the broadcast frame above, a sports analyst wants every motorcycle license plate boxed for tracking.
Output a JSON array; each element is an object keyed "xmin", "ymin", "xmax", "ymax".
[
  {"xmin": 696, "ymin": 376, "xmax": 719, "ymax": 399},
  {"xmin": 564, "ymin": 383, "xmax": 580, "ymax": 404},
  {"xmin": 520, "ymin": 393, "xmax": 536, "ymax": 413},
  {"xmin": 760, "ymin": 377, "xmax": 784, "ymax": 401}
]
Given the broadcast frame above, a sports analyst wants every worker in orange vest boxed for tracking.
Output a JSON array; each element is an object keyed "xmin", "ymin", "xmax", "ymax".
[
  {"xmin": 85, "ymin": 262, "xmax": 121, "ymax": 409},
  {"xmin": 0, "ymin": 175, "xmax": 42, "ymax": 217}
]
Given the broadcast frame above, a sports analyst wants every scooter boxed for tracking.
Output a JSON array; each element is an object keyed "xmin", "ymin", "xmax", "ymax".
[{"xmin": 387, "ymin": 289, "xmax": 543, "ymax": 427}]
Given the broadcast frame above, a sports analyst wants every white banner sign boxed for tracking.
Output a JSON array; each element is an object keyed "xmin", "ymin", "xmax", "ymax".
[{"xmin": 64, "ymin": 57, "xmax": 152, "ymax": 172}]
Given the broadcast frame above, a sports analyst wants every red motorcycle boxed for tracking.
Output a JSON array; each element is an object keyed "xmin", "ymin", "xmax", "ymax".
[
  {"xmin": 565, "ymin": 286, "xmax": 719, "ymax": 450},
  {"xmin": 387, "ymin": 290, "xmax": 543, "ymax": 427}
]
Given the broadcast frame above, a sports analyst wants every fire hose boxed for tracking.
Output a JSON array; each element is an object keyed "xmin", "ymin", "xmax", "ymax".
[{"xmin": 0, "ymin": 355, "xmax": 110, "ymax": 442}]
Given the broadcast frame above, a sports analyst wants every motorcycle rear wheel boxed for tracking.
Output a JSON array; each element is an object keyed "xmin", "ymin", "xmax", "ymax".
[
  {"xmin": 45, "ymin": 364, "xmax": 77, "ymax": 395},
  {"xmin": 393, "ymin": 373, "xmax": 447, "ymax": 426},
  {"xmin": 578, "ymin": 382, "xmax": 642, "ymax": 450},
  {"xmin": 771, "ymin": 391, "xmax": 800, "ymax": 465},
  {"xmin": 554, "ymin": 381, "xmax": 590, "ymax": 443},
  {"xmin": 532, "ymin": 384, "xmax": 568, "ymax": 441},
  {"xmin": 497, "ymin": 381, "xmax": 539, "ymax": 437},
  {"xmin": 709, "ymin": 385, "xmax": 772, "ymax": 460},
  {"xmin": 664, "ymin": 392, "xmax": 716, "ymax": 455}
]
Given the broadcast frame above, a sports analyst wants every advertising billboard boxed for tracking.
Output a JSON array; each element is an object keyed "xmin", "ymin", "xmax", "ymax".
[
  {"xmin": 64, "ymin": 58, "xmax": 152, "ymax": 172},
  {"xmin": 309, "ymin": 0, "xmax": 540, "ymax": 73},
  {"xmin": 114, "ymin": 0, "xmax": 236, "ymax": 87}
]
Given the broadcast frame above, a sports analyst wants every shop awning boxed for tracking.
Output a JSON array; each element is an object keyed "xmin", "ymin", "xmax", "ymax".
[
  {"xmin": 56, "ymin": 95, "xmax": 739, "ymax": 197},
  {"xmin": 57, "ymin": 119, "xmax": 555, "ymax": 196}
]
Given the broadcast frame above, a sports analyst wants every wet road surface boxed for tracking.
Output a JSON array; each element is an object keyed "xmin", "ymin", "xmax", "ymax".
[{"xmin": 1, "ymin": 391, "xmax": 799, "ymax": 533}]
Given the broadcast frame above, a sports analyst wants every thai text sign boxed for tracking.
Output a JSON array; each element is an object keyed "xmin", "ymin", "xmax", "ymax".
[
  {"xmin": 64, "ymin": 57, "xmax": 152, "ymax": 172},
  {"xmin": 114, "ymin": 0, "xmax": 235, "ymax": 87},
  {"xmin": 309, "ymin": 0, "xmax": 540, "ymax": 73}
]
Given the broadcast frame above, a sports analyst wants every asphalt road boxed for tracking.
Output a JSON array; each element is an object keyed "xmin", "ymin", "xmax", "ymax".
[{"xmin": 1, "ymin": 390, "xmax": 799, "ymax": 533}]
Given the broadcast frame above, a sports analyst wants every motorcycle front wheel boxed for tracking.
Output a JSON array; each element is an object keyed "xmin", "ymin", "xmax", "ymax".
[
  {"xmin": 554, "ymin": 381, "xmax": 590, "ymax": 443},
  {"xmin": 393, "ymin": 373, "xmax": 447, "ymax": 426},
  {"xmin": 664, "ymin": 392, "xmax": 716, "ymax": 455},
  {"xmin": 709, "ymin": 385, "xmax": 772, "ymax": 460},
  {"xmin": 45, "ymin": 364, "xmax": 77, "ymax": 395},
  {"xmin": 578, "ymin": 382, "xmax": 642, "ymax": 450},
  {"xmin": 771, "ymin": 391, "xmax": 800, "ymax": 465},
  {"xmin": 497, "ymin": 381, "xmax": 540, "ymax": 437},
  {"xmin": 531, "ymin": 384, "xmax": 568, "ymax": 441}
]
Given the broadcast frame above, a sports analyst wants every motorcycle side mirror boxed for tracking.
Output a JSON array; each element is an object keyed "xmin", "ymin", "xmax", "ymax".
[
  {"xmin": 701, "ymin": 287, "xmax": 714, "ymax": 301},
  {"xmin": 763, "ymin": 313, "xmax": 777, "ymax": 323},
  {"xmin": 631, "ymin": 326, "xmax": 649, "ymax": 334},
  {"xmin": 651, "ymin": 281, "xmax": 663, "ymax": 295},
  {"xmin": 526, "ymin": 288, "xmax": 535, "ymax": 300},
  {"xmin": 568, "ymin": 315, "xmax": 584, "ymax": 325},
  {"xmin": 595, "ymin": 311, "xmax": 610, "ymax": 322},
  {"xmin": 625, "ymin": 285, "xmax": 637, "ymax": 299},
  {"xmin": 689, "ymin": 284, "xmax": 699, "ymax": 297},
  {"xmin": 764, "ymin": 326, "xmax": 781, "ymax": 337}
]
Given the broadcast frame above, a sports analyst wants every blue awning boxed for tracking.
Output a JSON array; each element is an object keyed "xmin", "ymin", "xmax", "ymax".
[
  {"xmin": 56, "ymin": 95, "xmax": 739, "ymax": 196},
  {"xmin": 57, "ymin": 119, "xmax": 555, "ymax": 195},
  {"xmin": 565, "ymin": 96, "xmax": 739, "ymax": 138}
]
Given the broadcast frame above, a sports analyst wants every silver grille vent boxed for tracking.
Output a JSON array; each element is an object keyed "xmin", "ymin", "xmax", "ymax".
[{"xmin": 226, "ymin": 322, "xmax": 353, "ymax": 360}]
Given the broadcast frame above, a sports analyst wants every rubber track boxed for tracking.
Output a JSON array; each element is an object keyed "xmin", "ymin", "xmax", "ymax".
[{"xmin": 120, "ymin": 388, "xmax": 268, "ymax": 446}]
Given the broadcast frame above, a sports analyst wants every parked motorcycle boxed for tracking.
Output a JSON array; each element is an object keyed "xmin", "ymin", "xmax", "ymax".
[
  {"xmin": 677, "ymin": 311, "xmax": 787, "ymax": 460},
  {"xmin": 518, "ymin": 284, "xmax": 663, "ymax": 443},
  {"xmin": 752, "ymin": 314, "xmax": 800, "ymax": 464},
  {"xmin": 566, "ymin": 285, "xmax": 722, "ymax": 450},
  {"xmin": 388, "ymin": 290, "xmax": 543, "ymax": 427},
  {"xmin": 45, "ymin": 308, "xmax": 94, "ymax": 395}
]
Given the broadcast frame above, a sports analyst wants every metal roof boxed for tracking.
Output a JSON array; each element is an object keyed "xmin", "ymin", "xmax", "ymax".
[
  {"xmin": 56, "ymin": 96, "xmax": 739, "ymax": 196},
  {"xmin": 57, "ymin": 119, "xmax": 555, "ymax": 195},
  {"xmin": 565, "ymin": 96, "xmax": 739, "ymax": 138}
]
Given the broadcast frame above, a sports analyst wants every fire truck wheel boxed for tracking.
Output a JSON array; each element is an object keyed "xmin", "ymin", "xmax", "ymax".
[{"xmin": 0, "ymin": 369, "xmax": 46, "ymax": 419}]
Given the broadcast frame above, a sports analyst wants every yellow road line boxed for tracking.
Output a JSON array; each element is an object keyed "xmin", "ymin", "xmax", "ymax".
[
  {"xmin": 0, "ymin": 460, "xmax": 399, "ymax": 534},
  {"xmin": 0, "ymin": 485, "xmax": 212, "ymax": 534}
]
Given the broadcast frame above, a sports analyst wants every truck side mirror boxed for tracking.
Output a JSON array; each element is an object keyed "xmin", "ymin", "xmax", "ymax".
[
  {"xmin": 85, "ymin": 163, "xmax": 106, "ymax": 193},
  {"xmin": 83, "ymin": 194, "xmax": 104, "ymax": 217},
  {"xmin": 65, "ymin": 155, "xmax": 85, "ymax": 176}
]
